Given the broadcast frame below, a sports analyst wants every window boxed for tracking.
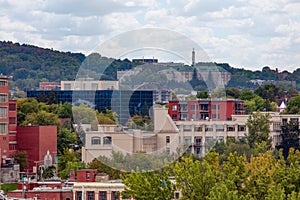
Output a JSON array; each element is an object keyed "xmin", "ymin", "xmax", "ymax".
[
  {"xmin": 290, "ymin": 118, "xmax": 299, "ymax": 123},
  {"xmin": 172, "ymin": 114, "xmax": 177, "ymax": 120},
  {"xmin": 194, "ymin": 136, "xmax": 202, "ymax": 146},
  {"xmin": 171, "ymin": 105, "xmax": 177, "ymax": 111},
  {"xmin": 205, "ymin": 125, "xmax": 213, "ymax": 132},
  {"xmin": 282, "ymin": 118, "xmax": 288, "ymax": 125},
  {"xmin": 179, "ymin": 104, "xmax": 187, "ymax": 111},
  {"xmin": 238, "ymin": 125, "xmax": 246, "ymax": 132},
  {"xmin": 194, "ymin": 125, "xmax": 202, "ymax": 132},
  {"xmin": 174, "ymin": 192, "xmax": 180, "ymax": 199},
  {"xmin": 86, "ymin": 172, "xmax": 90, "ymax": 180},
  {"xmin": 91, "ymin": 136, "xmax": 101, "ymax": 145},
  {"xmin": 227, "ymin": 125, "xmax": 235, "ymax": 132},
  {"xmin": 0, "ymin": 123, "xmax": 7, "ymax": 134},
  {"xmin": 9, "ymin": 103, "xmax": 16, "ymax": 111},
  {"xmin": 212, "ymin": 114, "xmax": 220, "ymax": 119},
  {"xmin": 190, "ymin": 114, "xmax": 197, "ymax": 120},
  {"xmin": 9, "ymin": 117, "xmax": 16, "ymax": 124},
  {"xmin": 9, "ymin": 144, "xmax": 17, "ymax": 150},
  {"xmin": 166, "ymin": 147, "xmax": 170, "ymax": 154},
  {"xmin": 64, "ymin": 83, "xmax": 71, "ymax": 90},
  {"xmin": 111, "ymin": 191, "xmax": 119, "ymax": 200},
  {"xmin": 77, "ymin": 192, "xmax": 82, "ymax": 200},
  {"xmin": 87, "ymin": 191, "xmax": 94, "ymax": 200},
  {"xmin": 195, "ymin": 147, "xmax": 201, "ymax": 155},
  {"xmin": 99, "ymin": 192, "xmax": 107, "ymax": 200},
  {"xmin": 166, "ymin": 136, "xmax": 170, "ymax": 143},
  {"xmin": 103, "ymin": 136, "xmax": 112, "ymax": 145},
  {"xmin": 179, "ymin": 113, "xmax": 187, "ymax": 121},
  {"xmin": 0, "ymin": 94, "xmax": 7, "ymax": 102},
  {"xmin": 216, "ymin": 125, "xmax": 224, "ymax": 132},
  {"xmin": 183, "ymin": 125, "xmax": 191, "ymax": 131},
  {"xmin": 217, "ymin": 136, "xmax": 224, "ymax": 142},
  {"xmin": 0, "ymin": 80, "xmax": 7, "ymax": 86},
  {"xmin": 190, "ymin": 104, "xmax": 198, "ymax": 111},
  {"xmin": 184, "ymin": 136, "xmax": 191, "ymax": 144},
  {"xmin": 212, "ymin": 104, "xmax": 220, "ymax": 110},
  {"xmin": 0, "ymin": 107, "xmax": 7, "ymax": 118}
]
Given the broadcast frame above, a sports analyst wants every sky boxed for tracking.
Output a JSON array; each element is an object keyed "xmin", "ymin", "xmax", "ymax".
[{"xmin": 1, "ymin": 0, "xmax": 300, "ymax": 71}]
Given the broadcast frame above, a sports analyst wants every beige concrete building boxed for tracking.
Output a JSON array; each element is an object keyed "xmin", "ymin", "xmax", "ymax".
[
  {"xmin": 81, "ymin": 106, "xmax": 300, "ymax": 162},
  {"xmin": 61, "ymin": 78, "xmax": 119, "ymax": 90}
]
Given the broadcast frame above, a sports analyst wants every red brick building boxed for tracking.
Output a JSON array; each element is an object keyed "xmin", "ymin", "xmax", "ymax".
[
  {"xmin": 0, "ymin": 76, "xmax": 17, "ymax": 167},
  {"xmin": 168, "ymin": 99, "xmax": 244, "ymax": 121},
  {"xmin": 17, "ymin": 126, "xmax": 57, "ymax": 172}
]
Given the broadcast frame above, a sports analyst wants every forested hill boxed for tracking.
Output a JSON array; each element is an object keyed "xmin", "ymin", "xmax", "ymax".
[
  {"xmin": 0, "ymin": 41, "xmax": 138, "ymax": 91},
  {"xmin": 1, "ymin": 40, "xmax": 300, "ymax": 91},
  {"xmin": 0, "ymin": 41, "xmax": 84, "ymax": 90}
]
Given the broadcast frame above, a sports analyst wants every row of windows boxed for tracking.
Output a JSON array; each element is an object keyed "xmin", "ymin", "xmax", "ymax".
[
  {"xmin": 171, "ymin": 104, "xmax": 210, "ymax": 111},
  {"xmin": 0, "ymin": 80, "xmax": 7, "ymax": 86},
  {"xmin": 91, "ymin": 136, "xmax": 112, "ymax": 145},
  {"xmin": 180, "ymin": 136, "xmax": 245, "ymax": 145},
  {"xmin": 76, "ymin": 191, "xmax": 119, "ymax": 200},
  {"xmin": 182, "ymin": 125, "xmax": 246, "ymax": 132}
]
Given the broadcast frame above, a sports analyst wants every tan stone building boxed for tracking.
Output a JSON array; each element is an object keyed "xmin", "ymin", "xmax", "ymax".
[
  {"xmin": 61, "ymin": 78, "xmax": 119, "ymax": 90},
  {"xmin": 81, "ymin": 106, "xmax": 300, "ymax": 162}
]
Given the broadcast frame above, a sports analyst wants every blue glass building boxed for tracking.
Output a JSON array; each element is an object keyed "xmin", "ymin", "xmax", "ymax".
[{"xmin": 26, "ymin": 90, "xmax": 153, "ymax": 124}]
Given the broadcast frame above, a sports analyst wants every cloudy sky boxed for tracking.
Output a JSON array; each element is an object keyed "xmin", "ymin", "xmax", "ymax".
[{"xmin": 1, "ymin": 0, "xmax": 300, "ymax": 71}]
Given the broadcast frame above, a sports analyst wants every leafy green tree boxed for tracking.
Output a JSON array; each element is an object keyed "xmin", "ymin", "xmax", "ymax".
[
  {"xmin": 245, "ymin": 112, "xmax": 272, "ymax": 149},
  {"xmin": 286, "ymin": 96, "xmax": 300, "ymax": 114},
  {"xmin": 11, "ymin": 151, "xmax": 28, "ymax": 171},
  {"xmin": 122, "ymin": 170, "xmax": 175, "ymax": 200},
  {"xmin": 72, "ymin": 104, "xmax": 97, "ymax": 124},
  {"xmin": 57, "ymin": 128, "xmax": 78, "ymax": 156},
  {"xmin": 88, "ymin": 158, "xmax": 120, "ymax": 179},
  {"xmin": 58, "ymin": 149, "xmax": 84, "ymax": 179},
  {"xmin": 58, "ymin": 102, "xmax": 72, "ymax": 118},
  {"xmin": 208, "ymin": 183, "xmax": 239, "ymax": 200},
  {"xmin": 172, "ymin": 153, "xmax": 221, "ymax": 200},
  {"xmin": 197, "ymin": 90, "xmax": 209, "ymax": 99},
  {"xmin": 22, "ymin": 110, "xmax": 61, "ymax": 126},
  {"xmin": 41, "ymin": 165, "xmax": 56, "ymax": 179},
  {"xmin": 277, "ymin": 121, "xmax": 300, "ymax": 158},
  {"xmin": 239, "ymin": 89, "xmax": 256, "ymax": 101},
  {"xmin": 226, "ymin": 88, "xmax": 240, "ymax": 99}
]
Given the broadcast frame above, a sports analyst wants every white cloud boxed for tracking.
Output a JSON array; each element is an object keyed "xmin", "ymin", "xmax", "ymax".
[{"xmin": 0, "ymin": 0, "xmax": 300, "ymax": 71}]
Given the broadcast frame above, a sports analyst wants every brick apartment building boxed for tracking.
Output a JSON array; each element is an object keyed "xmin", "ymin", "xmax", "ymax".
[
  {"xmin": 1, "ymin": 76, "xmax": 57, "ymax": 175},
  {"xmin": 17, "ymin": 126, "xmax": 57, "ymax": 172},
  {"xmin": 168, "ymin": 99, "xmax": 244, "ymax": 121},
  {"xmin": 0, "ymin": 75, "xmax": 17, "ymax": 167}
]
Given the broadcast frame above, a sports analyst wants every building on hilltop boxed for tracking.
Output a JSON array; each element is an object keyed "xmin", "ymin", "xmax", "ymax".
[{"xmin": 61, "ymin": 78, "xmax": 119, "ymax": 90}]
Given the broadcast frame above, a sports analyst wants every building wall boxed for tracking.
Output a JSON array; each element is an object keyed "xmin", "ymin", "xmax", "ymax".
[
  {"xmin": 27, "ymin": 90, "xmax": 153, "ymax": 124},
  {"xmin": 8, "ymin": 190, "xmax": 73, "ymax": 200},
  {"xmin": 168, "ymin": 100, "xmax": 244, "ymax": 122},
  {"xmin": 61, "ymin": 79, "xmax": 119, "ymax": 90},
  {"xmin": 0, "ymin": 76, "xmax": 18, "ymax": 166},
  {"xmin": 17, "ymin": 126, "xmax": 57, "ymax": 172}
]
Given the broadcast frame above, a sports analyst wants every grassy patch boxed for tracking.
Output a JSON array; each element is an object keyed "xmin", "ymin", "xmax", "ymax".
[{"xmin": 0, "ymin": 183, "xmax": 18, "ymax": 194}]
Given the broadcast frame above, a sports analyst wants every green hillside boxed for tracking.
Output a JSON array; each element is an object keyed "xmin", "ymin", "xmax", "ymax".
[{"xmin": 0, "ymin": 41, "xmax": 299, "ymax": 91}]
